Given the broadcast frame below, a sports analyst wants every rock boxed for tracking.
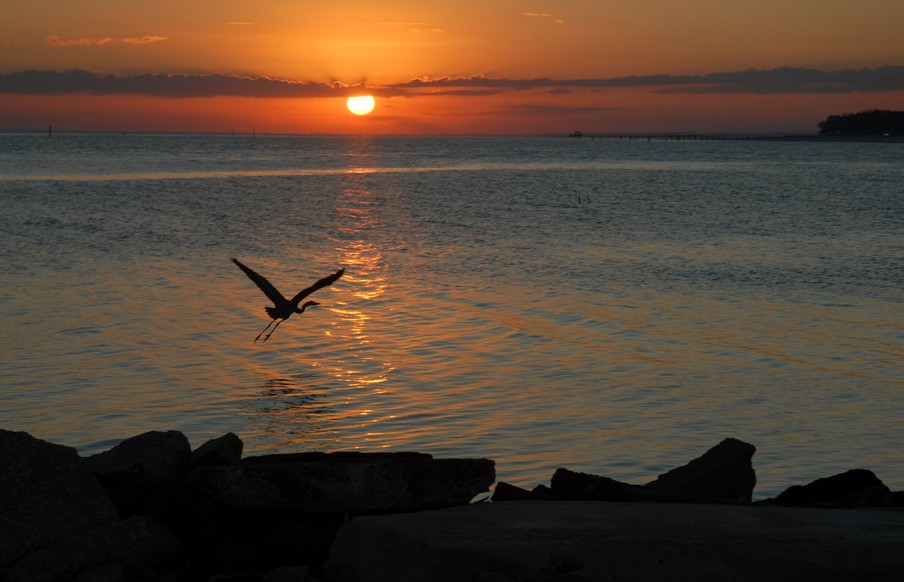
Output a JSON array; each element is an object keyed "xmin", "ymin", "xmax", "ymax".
[
  {"xmin": 530, "ymin": 484, "xmax": 554, "ymax": 500},
  {"xmin": 0, "ymin": 429, "xmax": 119, "ymax": 573},
  {"xmin": 192, "ymin": 452, "xmax": 495, "ymax": 514},
  {"xmin": 5, "ymin": 515, "xmax": 185, "ymax": 582},
  {"xmin": 71, "ymin": 563, "xmax": 124, "ymax": 582},
  {"xmin": 644, "ymin": 438, "xmax": 756, "ymax": 502},
  {"xmin": 94, "ymin": 469, "xmax": 206, "ymax": 538},
  {"xmin": 83, "ymin": 430, "xmax": 192, "ymax": 479},
  {"xmin": 191, "ymin": 433, "xmax": 244, "ymax": 469},
  {"xmin": 323, "ymin": 501, "xmax": 904, "ymax": 582},
  {"xmin": 264, "ymin": 566, "xmax": 314, "ymax": 582},
  {"xmin": 491, "ymin": 481, "xmax": 536, "ymax": 501},
  {"xmin": 550, "ymin": 468, "xmax": 639, "ymax": 501},
  {"xmin": 768, "ymin": 469, "xmax": 896, "ymax": 508}
]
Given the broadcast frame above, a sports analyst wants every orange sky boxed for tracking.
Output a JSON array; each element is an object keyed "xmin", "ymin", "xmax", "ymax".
[{"xmin": 1, "ymin": 1, "xmax": 903, "ymax": 134}]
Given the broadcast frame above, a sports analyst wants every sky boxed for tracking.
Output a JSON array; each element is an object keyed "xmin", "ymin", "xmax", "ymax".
[{"xmin": 1, "ymin": 1, "xmax": 903, "ymax": 134}]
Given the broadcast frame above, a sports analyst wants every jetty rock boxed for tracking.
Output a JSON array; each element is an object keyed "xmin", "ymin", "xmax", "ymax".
[
  {"xmin": 192, "ymin": 451, "xmax": 495, "ymax": 514},
  {"xmin": 496, "ymin": 437, "xmax": 758, "ymax": 504},
  {"xmin": 1, "ymin": 428, "xmax": 494, "ymax": 581},
  {"xmin": 0, "ymin": 429, "xmax": 183, "ymax": 581},
  {"xmin": 0, "ymin": 429, "xmax": 119, "ymax": 572},
  {"xmin": 764, "ymin": 468, "xmax": 902, "ymax": 508},
  {"xmin": 644, "ymin": 437, "xmax": 756, "ymax": 502},
  {"xmin": 324, "ymin": 500, "xmax": 904, "ymax": 582},
  {"xmin": 82, "ymin": 430, "xmax": 192, "ymax": 479}
]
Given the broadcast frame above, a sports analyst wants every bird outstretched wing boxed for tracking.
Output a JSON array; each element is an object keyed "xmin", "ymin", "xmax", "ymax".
[
  {"xmin": 289, "ymin": 268, "xmax": 345, "ymax": 305},
  {"xmin": 232, "ymin": 258, "xmax": 288, "ymax": 307}
]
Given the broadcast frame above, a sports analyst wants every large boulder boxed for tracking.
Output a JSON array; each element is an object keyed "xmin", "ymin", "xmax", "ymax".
[
  {"xmin": 190, "ymin": 432, "xmax": 244, "ymax": 469},
  {"xmin": 550, "ymin": 468, "xmax": 640, "ymax": 501},
  {"xmin": 768, "ymin": 469, "xmax": 897, "ymax": 508},
  {"xmin": 191, "ymin": 451, "xmax": 495, "ymax": 514},
  {"xmin": 323, "ymin": 501, "xmax": 904, "ymax": 582},
  {"xmin": 645, "ymin": 438, "xmax": 757, "ymax": 502},
  {"xmin": 82, "ymin": 430, "xmax": 191, "ymax": 479},
  {"xmin": 5, "ymin": 515, "xmax": 185, "ymax": 582},
  {"xmin": 0, "ymin": 429, "xmax": 119, "ymax": 572}
]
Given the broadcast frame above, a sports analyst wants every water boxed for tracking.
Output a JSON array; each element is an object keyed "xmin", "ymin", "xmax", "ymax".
[{"xmin": 1, "ymin": 132, "xmax": 902, "ymax": 499}]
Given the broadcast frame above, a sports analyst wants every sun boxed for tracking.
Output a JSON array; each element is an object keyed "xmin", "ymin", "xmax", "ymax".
[{"xmin": 346, "ymin": 95, "xmax": 376, "ymax": 116}]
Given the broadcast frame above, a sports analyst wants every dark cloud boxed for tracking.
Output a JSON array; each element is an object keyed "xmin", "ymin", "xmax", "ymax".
[
  {"xmin": 390, "ymin": 66, "xmax": 904, "ymax": 94},
  {"xmin": 0, "ymin": 69, "xmax": 349, "ymax": 98},
  {"xmin": 0, "ymin": 66, "xmax": 901, "ymax": 99},
  {"xmin": 656, "ymin": 66, "xmax": 904, "ymax": 94}
]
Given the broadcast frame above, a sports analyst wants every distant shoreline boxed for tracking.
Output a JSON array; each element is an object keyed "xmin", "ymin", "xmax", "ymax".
[
  {"xmin": 564, "ymin": 131, "xmax": 904, "ymax": 142},
  {"xmin": 2, "ymin": 129, "xmax": 903, "ymax": 142}
]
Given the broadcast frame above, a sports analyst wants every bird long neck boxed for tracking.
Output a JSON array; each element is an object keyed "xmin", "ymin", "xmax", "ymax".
[{"xmin": 296, "ymin": 300, "xmax": 318, "ymax": 314}]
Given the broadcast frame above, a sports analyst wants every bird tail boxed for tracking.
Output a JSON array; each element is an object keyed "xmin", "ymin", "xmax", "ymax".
[{"xmin": 265, "ymin": 306, "xmax": 279, "ymax": 319}]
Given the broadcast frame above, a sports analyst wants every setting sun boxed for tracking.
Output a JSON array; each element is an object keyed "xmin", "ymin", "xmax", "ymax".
[{"xmin": 346, "ymin": 95, "xmax": 376, "ymax": 116}]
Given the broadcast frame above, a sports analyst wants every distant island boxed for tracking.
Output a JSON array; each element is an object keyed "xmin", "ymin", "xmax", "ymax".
[{"xmin": 818, "ymin": 109, "xmax": 903, "ymax": 136}]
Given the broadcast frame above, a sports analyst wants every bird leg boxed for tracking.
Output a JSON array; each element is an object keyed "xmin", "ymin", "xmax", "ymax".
[
  {"xmin": 261, "ymin": 318, "xmax": 286, "ymax": 343},
  {"xmin": 253, "ymin": 319, "xmax": 277, "ymax": 343}
]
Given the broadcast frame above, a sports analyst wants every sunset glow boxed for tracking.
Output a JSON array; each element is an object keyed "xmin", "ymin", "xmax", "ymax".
[{"xmin": 1, "ymin": 1, "xmax": 903, "ymax": 134}]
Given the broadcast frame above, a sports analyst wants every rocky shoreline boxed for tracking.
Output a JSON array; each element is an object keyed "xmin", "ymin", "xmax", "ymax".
[{"xmin": 2, "ymin": 429, "xmax": 902, "ymax": 581}]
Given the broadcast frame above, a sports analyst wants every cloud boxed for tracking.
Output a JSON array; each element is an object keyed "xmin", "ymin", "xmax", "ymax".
[
  {"xmin": 522, "ymin": 12, "xmax": 564, "ymax": 24},
  {"xmin": 503, "ymin": 103, "xmax": 619, "ymax": 115},
  {"xmin": 379, "ymin": 21, "xmax": 443, "ymax": 33},
  {"xmin": 391, "ymin": 66, "xmax": 904, "ymax": 94},
  {"xmin": 121, "ymin": 36, "xmax": 169, "ymax": 45},
  {"xmin": 0, "ymin": 66, "xmax": 901, "ymax": 99},
  {"xmin": 654, "ymin": 66, "xmax": 904, "ymax": 94},
  {"xmin": 47, "ymin": 36, "xmax": 115, "ymax": 47},
  {"xmin": 0, "ymin": 70, "xmax": 348, "ymax": 98},
  {"xmin": 46, "ymin": 35, "xmax": 169, "ymax": 47}
]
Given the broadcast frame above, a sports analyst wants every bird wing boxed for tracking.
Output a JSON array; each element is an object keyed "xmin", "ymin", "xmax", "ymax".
[
  {"xmin": 232, "ymin": 258, "xmax": 288, "ymax": 306},
  {"xmin": 289, "ymin": 268, "xmax": 345, "ymax": 305}
]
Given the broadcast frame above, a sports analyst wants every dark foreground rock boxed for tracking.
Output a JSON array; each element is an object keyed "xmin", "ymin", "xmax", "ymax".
[
  {"xmin": 1, "ymin": 429, "xmax": 493, "ymax": 582},
  {"xmin": 323, "ymin": 501, "xmax": 904, "ymax": 582},
  {"xmin": 764, "ymin": 468, "xmax": 900, "ymax": 508},
  {"xmin": 645, "ymin": 437, "xmax": 756, "ymax": 501},
  {"xmin": 0, "ymin": 430, "xmax": 120, "ymax": 572},
  {"xmin": 7, "ymin": 515, "xmax": 185, "ymax": 582},
  {"xmin": 497, "ymin": 437, "xmax": 758, "ymax": 504},
  {"xmin": 194, "ymin": 451, "xmax": 494, "ymax": 514},
  {"xmin": 5, "ymin": 428, "xmax": 902, "ymax": 581}
]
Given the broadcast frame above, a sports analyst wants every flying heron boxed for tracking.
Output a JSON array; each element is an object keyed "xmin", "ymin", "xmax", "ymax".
[{"xmin": 232, "ymin": 257, "xmax": 344, "ymax": 343}]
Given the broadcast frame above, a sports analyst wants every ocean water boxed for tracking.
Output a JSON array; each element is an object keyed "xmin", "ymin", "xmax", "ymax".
[{"xmin": 1, "ymin": 132, "xmax": 902, "ymax": 499}]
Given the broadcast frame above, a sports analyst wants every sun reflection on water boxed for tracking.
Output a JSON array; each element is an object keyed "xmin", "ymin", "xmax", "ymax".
[{"xmin": 323, "ymin": 152, "xmax": 396, "ymax": 421}]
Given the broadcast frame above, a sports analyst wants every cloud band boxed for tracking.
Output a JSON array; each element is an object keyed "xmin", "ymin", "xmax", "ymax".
[{"xmin": 1, "ymin": 66, "xmax": 901, "ymax": 99}]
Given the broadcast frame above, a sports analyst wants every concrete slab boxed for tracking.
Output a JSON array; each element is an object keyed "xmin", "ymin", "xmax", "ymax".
[{"xmin": 323, "ymin": 501, "xmax": 904, "ymax": 581}]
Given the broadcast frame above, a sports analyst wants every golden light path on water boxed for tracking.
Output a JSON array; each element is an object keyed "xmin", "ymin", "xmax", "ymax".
[{"xmin": 322, "ymin": 179, "xmax": 395, "ymax": 447}]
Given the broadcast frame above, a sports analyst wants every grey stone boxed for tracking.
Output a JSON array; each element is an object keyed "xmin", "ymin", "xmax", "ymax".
[
  {"xmin": 645, "ymin": 437, "xmax": 756, "ymax": 501},
  {"xmin": 0, "ymin": 429, "xmax": 118, "ymax": 572},
  {"xmin": 83, "ymin": 430, "xmax": 191, "ymax": 479}
]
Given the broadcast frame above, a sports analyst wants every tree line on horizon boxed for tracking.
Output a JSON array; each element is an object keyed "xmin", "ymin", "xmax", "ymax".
[{"xmin": 818, "ymin": 109, "xmax": 903, "ymax": 136}]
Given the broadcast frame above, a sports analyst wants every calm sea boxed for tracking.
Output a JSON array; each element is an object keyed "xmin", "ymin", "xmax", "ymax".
[{"xmin": 1, "ymin": 132, "xmax": 902, "ymax": 499}]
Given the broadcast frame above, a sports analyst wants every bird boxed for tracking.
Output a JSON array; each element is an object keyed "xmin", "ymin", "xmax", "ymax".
[{"xmin": 232, "ymin": 257, "xmax": 344, "ymax": 343}]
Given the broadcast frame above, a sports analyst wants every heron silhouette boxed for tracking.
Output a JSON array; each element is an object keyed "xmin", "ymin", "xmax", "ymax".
[{"xmin": 232, "ymin": 258, "xmax": 344, "ymax": 343}]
